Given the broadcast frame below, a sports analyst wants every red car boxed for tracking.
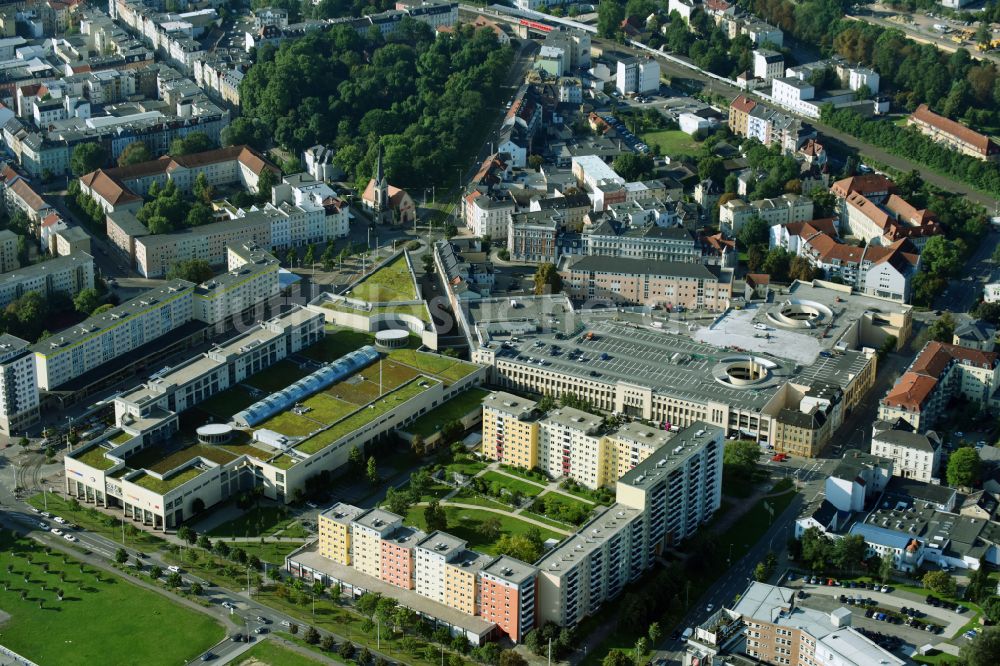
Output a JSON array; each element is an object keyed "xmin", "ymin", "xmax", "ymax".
[{"xmin": 771, "ymin": 453, "xmax": 788, "ymax": 462}]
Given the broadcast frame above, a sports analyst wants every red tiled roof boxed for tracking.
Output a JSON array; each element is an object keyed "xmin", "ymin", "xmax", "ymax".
[
  {"xmin": 730, "ymin": 94, "xmax": 756, "ymax": 115},
  {"xmin": 831, "ymin": 174, "xmax": 893, "ymax": 199},
  {"xmin": 806, "ymin": 232, "xmax": 864, "ymax": 263},
  {"xmin": 79, "ymin": 169, "xmax": 143, "ymax": 207},
  {"xmin": 910, "ymin": 104, "xmax": 996, "ymax": 156},
  {"xmin": 882, "ymin": 372, "xmax": 938, "ymax": 411},
  {"xmin": 911, "ymin": 341, "xmax": 999, "ymax": 377},
  {"xmin": 705, "ymin": 0, "xmax": 732, "ymax": 11},
  {"xmin": 800, "ymin": 139, "xmax": 824, "ymax": 157},
  {"xmin": 746, "ymin": 273, "xmax": 770, "ymax": 286},
  {"xmin": 7, "ymin": 179, "xmax": 49, "ymax": 212}
]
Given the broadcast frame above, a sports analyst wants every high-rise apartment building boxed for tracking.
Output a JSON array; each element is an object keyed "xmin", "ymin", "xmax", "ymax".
[
  {"xmin": 350, "ymin": 509, "xmax": 402, "ymax": 580},
  {"xmin": 479, "ymin": 556, "xmax": 537, "ymax": 643},
  {"xmin": 0, "ymin": 334, "xmax": 38, "ymax": 434},
  {"xmin": 318, "ymin": 503, "xmax": 365, "ymax": 565}
]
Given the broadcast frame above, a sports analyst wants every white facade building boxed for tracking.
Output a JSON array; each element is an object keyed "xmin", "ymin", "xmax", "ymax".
[
  {"xmin": 0, "ymin": 334, "xmax": 39, "ymax": 434},
  {"xmin": 871, "ymin": 425, "xmax": 942, "ymax": 483}
]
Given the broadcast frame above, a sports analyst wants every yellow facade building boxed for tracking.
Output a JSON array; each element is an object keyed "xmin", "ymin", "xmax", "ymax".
[
  {"xmin": 481, "ymin": 392, "xmax": 539, "ymax": 470},
  {"xmin": 318, "ymin": 503, "xmax": 365, "ymax": 565}
]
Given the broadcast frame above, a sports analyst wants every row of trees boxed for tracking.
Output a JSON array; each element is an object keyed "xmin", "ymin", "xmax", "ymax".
[
  {"xmin": 793, "ymin": 527, "xmax": 878, "ymax": 576},
  {"xmin": 237, "ymin": 20, "xmax": 513, "ymax": 191},
  {"xmin": 821, "ymin": 107, "xmax": 1000, "ymax": 198},
  {"xmin": 69, "ymin": 133, "xmax": 217, "ymax": 177}
]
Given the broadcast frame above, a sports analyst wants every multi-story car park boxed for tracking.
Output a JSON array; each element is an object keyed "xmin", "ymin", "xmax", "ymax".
[{"xmin": 462, "ymin": 282, "xmax": 910, "ymax": 452}]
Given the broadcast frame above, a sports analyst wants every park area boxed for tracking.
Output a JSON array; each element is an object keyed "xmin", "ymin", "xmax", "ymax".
[
  {"xmin": 640, "ymin": 128, "xmax": 701, "ymax": 158},
  {"xmin": 237, "ymin": 639, "xmax": 327, "ymax": 666},
  {"xmin": 0, "ymin": 530, "xmax": 222, "ymax": 665},
  {"xmin": 402, "ymin": 505, "xmax": 563, "ymax": 555}
]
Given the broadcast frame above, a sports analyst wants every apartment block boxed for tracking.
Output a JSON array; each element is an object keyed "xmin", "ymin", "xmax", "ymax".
[
  {"xmin": 831, "ymin": 174, "xmax": 941, "ymax": 248},
  {"xmin": 538, "ymin": 407, "xmax": 605, "ymax": 489},
  {"xmin": 560, "ymin": 255, "xmax": 733, "ymax": 312},
  {"xmin": 871, "ymin": 421, "xmax": 942, "ymax": 483},
  {"xmin": 507, "ymin": 212, "xmax": 558, "ymax": 264},
  {"xmin": 318, "ymin": 503, "xmax": 365, "ymax": 565},
  {"xmin": 879, "ymin": 341, "xmax": 1000, "ymax": 432},
  {"xmin": 481, "ymin": 391, "xmax": 539, "ymax": 469},
  {"xmin": 350, "ymin": 508, "xmax": 403, "ymax": 580},
  {"xmin": 0, "ymin": 334, "xmax": 39, "ymax": 434},
  {"xmin": 380, "ymin": 525, "xmax": 426, "ymax": 590},
  {"xmin": 32, "ymin": 279, "xmax": 194, "ymax": 391},
  {"xmin": 908, "ymin": 103, "xmax": 999, "ymax": 161},
  {"xmin": 0, "ymin": 251, "xmax": 94, "ymax": 312},
  {"xmin": 719, "ymin": 193, "xmax": 814, "ymax": 235},
  {"xmin": 465, "ymin": 190, "xmax": 515, "ymax": 239},
  {"xmin": 536, "ymin": 504, "xmax": 644, "ymax": 626},
  {"xmin": 0, "ymin": 228, "xmax": 19, "ymax": 273},
  {"xmin": 479, "ymin": 556, "xmax": 538, "ymax": 643},
  {"xmin": 444, "ymin": 549, "xmax": 493, "ymax": 616},
  {"xmin": 615, "ymin": 424, "xmax": 723, "ymax": 568},
  {"xmin": 606, "ymin": 421, "xmax": 674, "ymax": 481},
  {"xmin": 193, "ymin": 242, "xmax": 280, "ymax": 330},
  {"xmin": 415, "ymin": 532, "xmax": 468, "ymax": 603}
]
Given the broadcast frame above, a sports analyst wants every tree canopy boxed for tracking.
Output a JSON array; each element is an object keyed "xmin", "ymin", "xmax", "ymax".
[
  {"xmin": 71, "ymin": 143, "xmax": 107, "ymax": 176},
  {"xmin": 170, "ymin": 132, "xmax": 216, "ymax": 156},
  {"xmin": 533, "ymin": 263, "xmax": 562, "ymax": 295},
  {"xmin": 947, "ymin": 446, "xmax": 980, "ymax": 488},
  {"xmin": 238, "ymin": 21, "xmax": 512, "ymax": 190},
  {"xmin": 166, "ymin": 260, "xmax": 215, "ymax": 284},
  {"xmin": 118, "ymin": 141, "xmax": 153, "ymax": 167}
]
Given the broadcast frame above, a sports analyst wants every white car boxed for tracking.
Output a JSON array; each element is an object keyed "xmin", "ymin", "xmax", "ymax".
[
  {"xmin": 222, "ymin": 601, "xmax": 235, "ymax": 609},
  {"xmin": 51, "ymin": 528, "xmax": 64, "ymax": 536},
  {"xmin": 63, "ymin": 534, "xmax": 76, "ymax": 542},
  {"xmin": 167, "ymin": 565, "xmax": 181, "ymax": 573},
  {"xmin": 706, "ymin": 604, "xmax": 714, "ymax": 613},
  {"xmin": 40, "ymin": 511, "xmax": 51, "ymax": 518},
  {"xmin": 37, "ymin": 522, "xmax": 48, "ymax": 531},
  {"xmin": 754, "ymin": 323, "xmax": 769, "ymax": 331},
  {"xmin": 53, "ymin": 516, "xmax": 66, "ymax": 524}
]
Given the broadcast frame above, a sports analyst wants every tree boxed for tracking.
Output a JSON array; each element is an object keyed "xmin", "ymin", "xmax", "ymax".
[
  {"xmin": 285, "ymin": 248, "xmax": 296, "ymax": 267},
  {"xmin": 698, "ymin": 156, "xmax": 727, "ymax": 184},
  {"xmin": 499, "ymin": 650, "xmax": 528, "ymax": 666},
  {"xmin": 170, "ymin": 132, "xmax": 215, "ymax": 156},
  {"xmin": 878, "ymin": 553, "xmax": 893, "ymax": 584},
  {"xmin": 256, "ymin": 169, "xmax": 279, "ymax": 199},
  {"xmin": 921, "ymin": 236, "xmax": 963, "ymax": 277},
  {"xmin": 338, "ymin": 641, "xmax": 355, "ymax": 660},
  {"xmin": 166, "ymin": 571, "xmax": 182, "ymax": 587},
  {"xmin": 71, "ymin": 143, "xmax": 108, "ymax": 176},
  {"xmin": 115, "ymin": 548, "xmax": 128, "ymax": 564},
  {"xmin": 602, "ymin": 649, "xmax": 630, "ymax": 666},
  {"xmin": 349, "ymin": 446, "xmax": 364, "ymax": 470},
  {"xmin": 304, "ymin": 243, "xmax": 315, "ymax": 267},
  {"xmin": 320, "ymin": 634, "xmax": 335, "ymax": 651},
  {"xmin": 754, "ymin": 562, "xmax": 770, "ymax": 581},
  {"xmin": 150, "ymin": 566, "xmax": 163, "ymax": 580},
  {"xmin": 424, "ymin": 500, "xmax": 448, "ymax": 532},
  {"xmin": 167, "ymin": 260, "xmax": 215, "ymax": 284},
  {"xmin": 832, "ymin": 534, "xmax": 866, "ymax": 573},
  {"xmin": 495, "ymin": 533, "xmax": 543, "ymax": 563},
  {"xmin": 962, "ymin": 626, "xmax": 1000, "ymax": 666},
  {"xmin": 926, "ymin": 311, "xmax": 957, "ymax": 344},
  {"xmin": 177, "ymin": 525, "xmax": 195, "ymax": 544},
  {"xmin": 118, "ymin": 141, "xmax": 152, "ymax": 167},
  {"xmin": 723, "ymin": 439, "xmax": 759, "ymax": 472},
  {"xmin": 737, "ymin": 216, "xmax": 770, "ymax": 250},
  {"xmin": 191, "ymin": 582, "xmax": 204, "ymax": 595},
  {"xmin": 983, "ymin": 596, "xmax": 1000, "ymax": 624},
  {"xmin": 305, "ymin": 626, "xmax": 320, "ymax": 644},
  {"xmin": 410, "ymin": 433, "xmax": 425, "ymax": 456},
  {"xmin": 197, "ymin": 534, "xmax": 212, "ymax": 550},
  {"xmin": 73, "ymin": 288, "xmax": 102, "ymax": 315},
  {"xmin": 422, "ymin": 253, "xmax": 435, "ymax": 275},
  {"xmin": 612, "ymin": 152, "xmax": 654, "ymax": 180},
  {"xmin": 384, "ymin": 487, "xmax": 412, "ymax": 515},
  {"xmin": 634, "ymin": 637, "xmax": 648, "ymax": 663},
  {"xmin": 366, "ymin": 456, "xmax": 378, "ymax": 485},
  {"xmin": 648, "ymin": 622, "xmax": 662, "ymax": 646},
  {"xmin": 923, "ymin": 570, "xmax": 957, "ymax": 598},
  {"xmin": 193, "ymin": 173, "xmax": 215, "ymax": 205},
  {"xmin": 478, "ymin": 516, "xmax": 502, "ymax": 542},
  {"xmin": 800, "ymin": 527, "xmax": 833, "ymax": 573},
  {"xmin": 528, "ymin": 154, "xmax": 544, "ymax": 171},
  {"xmin": 947, "ymin": 447, "xmax": 981, "ymax": 488},
  {"xmin": 533, "ymin": 262, "xmax": 562, "ymax": 295}
]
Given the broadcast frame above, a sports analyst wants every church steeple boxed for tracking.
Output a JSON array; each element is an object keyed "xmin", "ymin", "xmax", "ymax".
[{"xmin": 374, "ymin": 143, "xmax": 388, "ymax": 213}]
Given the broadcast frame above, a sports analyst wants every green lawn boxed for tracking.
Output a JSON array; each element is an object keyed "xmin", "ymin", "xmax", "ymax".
[
  {"xmin": 27, "ymin": 494, "xmax": 166, "ymax": 549},
  {"xmin": 451, "ymin": 489, "xmax": 510, "ymax": 510},
  {"xmin": 0, "ymin": 530, "xmax": 223, "ymax": 665},
  {"xmin": 207, "ymin": 505, "xmax": 299, "ymax": 538},
  {"xmin": 236, "ymin": 639, "xmax": 328, "ymax": 666},
  {"xmin": 300, "ymin": 330, "xmax": 376, "ymax": 362},
  {"xmin": 235, "ymin": 541, "xmax": 304, "ymax": 566},
  {"xmin": 521, "ymin": 510, "xmax": 576, "ymax": 530},
  {"xmin": 132, "ymin": 466, "xmax": 203, "ymax": 494},
  {"xmin": 716, "ymin": 487, "xmax": 796, "ymax": 558},
  {"xmin": 406, "ymin": 388, "xmax": 489, "ymax": 438},
  {"xmin": 640, "ymin": 128, "xmax": 701, "ymax": 157},
  {"xmin": 348, "ymin": 254, "xmax": 417, "ymax": 303},
  {"xmin": 259, "ymin": 411, "xmax": 321, "ymax": 437},
  {"xmin": 244, "ymin": 360, "xmax": 311, "ymax": 393},
  {"xmin": 73, "ymin": 445, "xmax": 115, "ymax": 470},
  {"xmin": 480, "ymin": 470, "xmax": 545, "ymax": 497},
  {"xmin": 444, "ymin": 458, "xmax": 487, "ymax": 477},
  {"xmin": 199, "ymin": 386, "xmax": 257, "ymax": 419},
  {"xmin": 402, "ymin": 505, "xmax": 562, "ymax": 555},
  {"xmin": 300, "ymin": 393, "xmax": 356, "ymax": 425},
  {"xmin": 531, "ymin": 491, "xmax": 595, "ymax": 526}
]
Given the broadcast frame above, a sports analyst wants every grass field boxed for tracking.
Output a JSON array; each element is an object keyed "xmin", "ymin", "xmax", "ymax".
[
  {"xmin": 640, "ymin": 128, "xmax": 701, "ymax": 157},
  {"xmin": 199, "ymin": 386, "xmax": 257, "ymax": 418},
  {"xmin": 0, "ymin": 530, "xmax": 222, "ymax": 665},
  {"xmin": 444, "ymin": 458, "xmax": 487, "ymax": 477},
  {"xmin": 237, "ymin": 541, "xmax": 305, "ymax": 566},
  {"xmin": 531, "ymin": 492, "xmax": 594, "ymax": 525},
  {"xmin": 480, "ymin": 470, "xmax": 545, "ymax": 497},
  {"xmin": 300, "ymin": 393, "xmax": 355, "ymax": 424},
  {"xmin": 349, "ymin": 254, "xmax": 417, "ymax": 303},
  {"xmin": 207, "ymin": 506, "xmax": 298, "ymax": 538},
  {"xmin": 244, "ymin": 360, "xmax": 311, "ymax": 393},
  {"xmin": 406, "ymin": 388, "xmax": 489, "ymax": 437},
  {"xmin": 236, "ymin": 639, "xmax": 328, "ymax": 666},
  {"xmin": 300, "ymin": 330, "xmax": 377, "ymax": 362},
  {"xmin": 259, "ymin": 411, "xmax": 321, "ymax": 437},
  {"xmin": 521, "ymin": 510, "xmax": 575, "ymax": 530},
  {"xmin": 451, "ymin": 489, "xmax": 510, "ymax": 510},
  {"xmin": 402, "ymin": 505, "xmax": 562, "ymax": 555}
]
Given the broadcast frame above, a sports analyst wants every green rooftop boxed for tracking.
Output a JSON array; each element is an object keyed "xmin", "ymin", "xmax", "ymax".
[
  {"xmin": 73, "ymin": 446, "xmax": 115, "ymax": 471},
  {"xmin": 347, "ymin": 254, "xmax": 417, "ymax": 303},
  {"xmin": 110, "ymin": 431, "xmax": 134, "ymax": 445},
  {"xmin": 131, "ymin": 466, "xmax": 204, "ymax": 494},
  {"xmin": 268, "ymin": 454, "xmax": 298, "ymax": 470},
  {"xmin": 406, "ymin": 387, "xmax": 489, "ymax": 438},
  {"xmin": 295, "ymin": 376, "xmax": 439, "ymax": 455},
  {"xmin": 323, "ymin": 300, "xmax": 430, "ymax": 324}
]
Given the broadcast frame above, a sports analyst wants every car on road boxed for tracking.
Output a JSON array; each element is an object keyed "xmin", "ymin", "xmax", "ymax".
[
  {"xmin": 63, "ymin": 534, "xmax": 76, "ymax": 542},
  {"xmin": 200, "ymin": 653, "xmax": 216, "ymax": 662},
  {"xmin": 37, "ymin": 521, "xmax": 48, "ymax": 530},
  {"xmin": 51, "ymin": 528, "xmax": 63, "ymax": 536},
  {"xmin": 53, "ymin": 516, "xmax": 66, "ymax": 524},
  {"xmin": 40, "ymin": 511, "xmax": 50, "ymax": 517},
  {"xmin": 221, "ymin": 601, "xmax": 235, "ymax": 609},
  {"xmin": 29, "ymin": 507, "xmax": 39, "ymax": 513},
  {"xmin": 257, "ymin": 616, "xmax": 271, "ymax": 624},
  {"xmin": 281, "ymin": 620, "xmax": 292, "ymax": 628},
  {"xmin": 771, "ymin": 453, "xmax": 788, "ymax": 462},
  {"xmin": 231, "ymin": 633, "xmax": 244, "ymax": 643},
  {"xmin": 705, "ymin": 604, "xmax": 714, "ymax": 613},
  {"xmin": 880, "ymin": 585, "xmax": 891, "ymax": 593},
  {"xmin": 254, "ymin": 627, "xmax": 268, "ymax": 635},
  {"xmin": 167, "ymin": 565, "xmax": 181, "ymax": 573}
]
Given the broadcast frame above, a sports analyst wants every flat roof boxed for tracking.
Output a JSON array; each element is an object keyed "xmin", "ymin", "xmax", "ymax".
[
  {"xmin": 609, "ymin": 420, "xmax": 674, "ymax": 448},
  {"xmin": 536, "ymin": 503, "xmax": 641, "ymax": 578},
  {"xmin": 288, "ymin": 544, "xmax": 496, "ymax": 636},
  {"xmin": 320, "ymin": 502, "xmax": 366, "ymax": 526},
  {"xmin": 619, "ymin": 422, "xmax": 721, "ymax": 487},
  {"xmin": 482, "ymin": 555, "xmax": 536, "ymax": 585},
  {"xmin": 352, "ymin": 508, "xmax": 402, "ymax": 531},
  {"xmin": 416, "ymin": 531, "xmax": 467, "ymax": 558},
  {"xmin": 732, "ymin": 582, "xmax": 793, "ymax": 622},
  {"xmin": 543, "ymin": 406, "xmax": 602, "ymax": 433}
]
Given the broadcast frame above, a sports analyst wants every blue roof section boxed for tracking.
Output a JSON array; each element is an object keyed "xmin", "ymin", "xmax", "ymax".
[
  {"xmin": 234, "ymin": 345, "xmax": 380, "ymax": 428},
  {"xmin": 849, "ymin": 522, "xmax": 918, "ymax": 550}
]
